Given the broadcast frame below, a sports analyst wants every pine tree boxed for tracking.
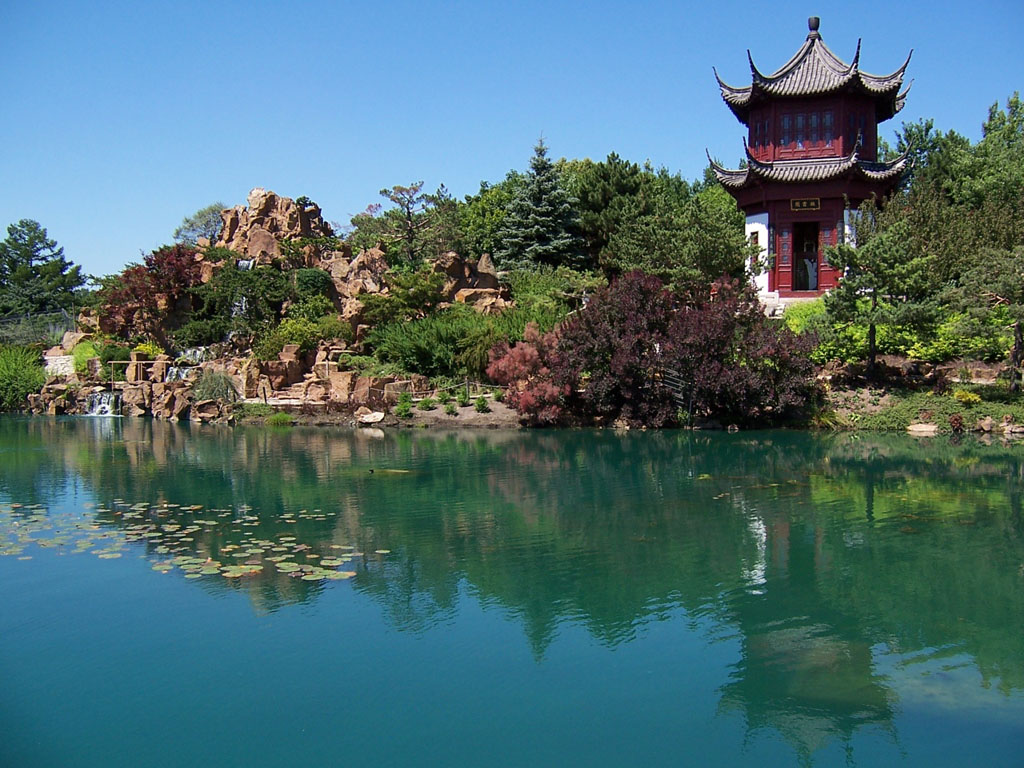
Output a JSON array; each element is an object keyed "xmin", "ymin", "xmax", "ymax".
[
  {"xmin": 0, "ymin": 219, "xmax": 84, "ymax": 316},
  {"xmin": 495, "ymin": 139, "xmax": 585, "ymax": 271}
]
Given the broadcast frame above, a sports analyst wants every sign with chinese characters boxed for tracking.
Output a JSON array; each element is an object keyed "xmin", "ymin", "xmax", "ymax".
[{"xmin": 790, "ymin": 198, "xmax": 821, "ymax": 211}]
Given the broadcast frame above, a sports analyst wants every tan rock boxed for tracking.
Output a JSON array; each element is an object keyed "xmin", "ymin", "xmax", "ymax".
[
  {"xmin": 476, "ymin": 253, "xmax": 499, "ymax": 286},
  {"xmin": 279, "ymin": 344, "xmax": 301, "ymax": 362},
  {"xmin": 328, "ymin": 370, "xmax": 357, "ymax": 403},
  {"xmin": 351, "ymin": 376, "xmax": 395, "ymax": 404},
  {"xmin": 976, "ymin": 415, "xmax": 995, "ymax": 432},
  {"xmin": 907, "ymin": 423, "xmax": 939, "ymax": 436},
  {"xmin": 191, "ymin": 399, "xmax": 221, "ymax": 422},
  {"xmin": 260, "ymin": 359, "xmax": 304, "ymax": 390},
  {"xmin": 61, "ymin": 331, "xmax": 89, "ymax": 352},
  {"xmin": 306, "ymin": 383, "xmax": 328, "ymax": 402}
]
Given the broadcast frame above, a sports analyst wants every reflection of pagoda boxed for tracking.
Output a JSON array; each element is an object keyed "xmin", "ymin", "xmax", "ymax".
[
  {"xmin": 719, "ymin": 511, "xmax": 896, "ymax": 764},
  {"xmin": 710, "ymin": 17, "xmax": 911, "ymax": 299}
]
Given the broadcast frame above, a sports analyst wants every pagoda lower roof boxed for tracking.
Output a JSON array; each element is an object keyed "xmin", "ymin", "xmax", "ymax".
[
  {"xmin": 714, "ymin": 19, "xmax": 911, "ymax": 125},
  {"xmin": 709, "ymin": 143, "xmax": 909, "ymax": 190}
]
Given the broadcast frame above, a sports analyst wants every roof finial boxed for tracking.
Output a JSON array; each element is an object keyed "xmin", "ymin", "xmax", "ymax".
[{"xmin": 808, "ymin": 16, "xmax": 820, "ymax": 36}]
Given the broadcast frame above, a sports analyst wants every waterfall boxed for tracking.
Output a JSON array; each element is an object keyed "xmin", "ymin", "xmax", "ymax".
[
  {"xmin": 177, "ymin": 347, "xmax": 210, "ymax": 365},
  {"xmin": 165, "ymin": 366, "xmax": 191, "ymax": 383},
  {"xmin": 231, "ymin": 297, "xmax": 249, "ymax": 318},
  {"xmin": 237, "ymin": 259, "xmax": 254, "ymax": 271},
  {"xmin": 85, "ymin": 391, "xmax": 121, "ymax": 416}
]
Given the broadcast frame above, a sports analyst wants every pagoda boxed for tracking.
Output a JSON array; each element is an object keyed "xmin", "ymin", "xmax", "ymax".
[{"xmin": 710, "ymin": 17, "xmax": 911, "ymax": 297}]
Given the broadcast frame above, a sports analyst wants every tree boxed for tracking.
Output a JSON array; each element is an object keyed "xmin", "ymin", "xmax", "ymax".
[
  {"xmin": 0, "ymin": 219, "xmax": 85, "ymax": 315},
  {"xmin": 949, "ymin": 246, "xmax": 1024, "ymax": 391},
  {"xmin": 824, "ymin": 201, "xmax": 936, "ymax": 377},
  {"xmin": 459, "ymin": 172, "xmax": 524, "ymax": 259},
  {"xmin": 604, "ymin": 180, "xmax": 753, "ymax": 296},
  {"xmin": 98, "ymin": 244, "xmax": 204, "ymax": 344},
  {"xmin": 495, "ymin": 139, "xmax": 586, "ymax": 271},
  {"xmin": 573, "ymin": 153, "xmax": 658, "ymax": 266},
  {"xmin": 173, "ymin": 202, "xmax": 227, "ymax": 245},
  {"xmin": 347, "ymin": 183, "xmax": 459, "ymax": 265},
  {"xmin": 554, "ymin": 271, "xmax": 677, "ymax": 426}
]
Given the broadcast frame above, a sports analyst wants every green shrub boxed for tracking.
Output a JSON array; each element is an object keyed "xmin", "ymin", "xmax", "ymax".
[
  {"xmin": 370, "ymin": 303, "xmax": 564, "ymax": 380},
  {"xmin": 174, "ymin": 318, "xmax": 230, "ymax": 348},
  {"xmin": 253, "ymin": 318, "xmax": 319, "ymax": 360},
  {"xmin": 267, "ymin": 411, "xmax": 294, "ymax": 427},
  {"xmin": 192, "ymin": 370, "xmax": 239, "ymax": 402},
  {"xmin": 783, "ymin": 298, "xmax": 827, "ymax": 336},
  {"xmin": 133, "ymin": 340, "xmax": 164, "ymax": 359},
  {"xmin": 234, "ymin": 402, "xmax": 273, "ymax": 419},
  {"xmin": 315, "ymin": 314, "xmax": 352, "ymax": 344},
  {"xmin": 72, "ymin": 340, "xmax": 98, "ymax": 374},
  {"xmin": 394, "ymin": 391, "xmax": 413, "ymax": 418},
  {"xmin": 287, "ymin": 294, "xmax": 335, "ymax": 322},
  {"xmin": 492, "ymin": 387, "xmax": 505, "ymax": 402},
  {"xmin": 474, "ymin": 396, "xmax": 490, "ymax": 413},
  {"xmin": 95, "ymin": 341, "xmax": 131, "ymax": 380},
  {"xmin": 0, "ymin": 346, "xmax": 45, "ymax": 411},
  {"xmin": 293, "ymin": 268, "xmax": 333, "ymax": 301},
  {"xmin": 336, "ymin": 354, "xmax": 404, "ymax": 377},
  {"xmin": 952, "ymin": 388, "xmax": 982, "ymax": 405},
  {"xmin": 417, "ymin": 396, "xmax": 436, "ymax": 411},
  {"xmin": 437, "ymin": 390, "xmax": 452, "ymax": 405},
  {"xmin": 456, "ymin": 389, "xmax": 470, "ymax": 407},
  {"xmin": 444, "ymin": 402, "xmax": 457, "ymax": 416}
]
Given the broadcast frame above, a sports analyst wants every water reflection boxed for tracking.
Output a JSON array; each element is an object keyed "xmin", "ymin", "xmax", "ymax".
[{"xmin": 2, "ymin": 417, "xmax": 1023, "ymax": 762}]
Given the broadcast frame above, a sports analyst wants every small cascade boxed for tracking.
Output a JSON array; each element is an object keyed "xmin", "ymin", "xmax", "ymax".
[
  {"xmin": 85, "ymin": 391, "xmax": 121, "ymax": 416},
  {"xmin": 165, "ymin": 366, "xmax": 192, "ymax": 383},
  {"xmin": 177, "ymin": 347, "xmax": 210, "ymax": 365},
  {"xmin": 231, "ymin": 296, "xmax": 249, "ymax": 318},
  {"xmin": 237, "ymin": 259, "xmax": 254, "ymax": 271}
]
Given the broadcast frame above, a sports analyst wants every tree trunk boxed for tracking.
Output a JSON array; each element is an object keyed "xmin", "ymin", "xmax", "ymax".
[
  {"xmin": 866, "ymin": 293, "xmax": 878, "ymax": 380},
  {"xmin": 1011, "ymin": 319, "xmax": 1023, "ymax": 393},
  {"xmin": 867, "ymin": 323, "xmax": 877, "ymax": 379}
]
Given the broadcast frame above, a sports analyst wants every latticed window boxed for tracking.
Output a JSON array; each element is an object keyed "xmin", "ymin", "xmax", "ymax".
[
  {"xmin": 809, "ymin": 113, "xmax": 819, "ymax": 144},
  {"xmin": 781, "ymin": 115, "xmax": 791, "ymax": 147},
  {"xmin": 824, "ymin": 111, "xmax": 833, "ymax": 147},
  {"xmin": 796, "ymin": 114, "xmax": 805, "ymax": 148}
]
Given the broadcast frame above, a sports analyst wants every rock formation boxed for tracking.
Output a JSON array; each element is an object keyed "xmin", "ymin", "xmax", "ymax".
[{"xmin": 215, "ymin": 188, "xmax": 336, "ymax": 264}]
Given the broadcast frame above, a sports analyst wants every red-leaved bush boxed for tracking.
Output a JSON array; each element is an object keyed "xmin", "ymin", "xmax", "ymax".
[
  {"xmin": 664, "ymin": 278, "xmax": 817, "ymax": 424},
  {"xmin": 100, "ymin": 244, "xmax": 202, "ymax": 342},
  {"xmin": 487, "ymin": 323, "xmax": 568, "ymax": 425},
  {"xmin": 556, "ymin": 271, "xmax": 677, "ymax": 426},
  {"xmin": 488, "ymin": 271, "xmax": 817, "ymax": 428}
]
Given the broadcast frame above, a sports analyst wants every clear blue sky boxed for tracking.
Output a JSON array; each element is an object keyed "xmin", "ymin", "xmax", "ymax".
[{"xmin": 2, "ymin": 0, "xmax": 1021, "ymax": 278}]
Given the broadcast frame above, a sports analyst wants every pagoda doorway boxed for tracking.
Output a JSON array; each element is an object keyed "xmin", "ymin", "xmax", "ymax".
[{"xmin": 793, "ymin": 222, "xmax": 819, "ymax": 291}]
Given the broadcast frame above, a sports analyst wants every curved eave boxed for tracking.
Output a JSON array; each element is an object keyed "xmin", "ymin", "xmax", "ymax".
[
  {"xmin": 713, "ymin": 146, "xmax": 910, "ymax": 191},
  {"xmin": 714, "ymin": 67, "xmax": 753, "ymax": 123},
  {"xmin": 717, "ymin": 34, "xmax": 912, "ymax": 123}
]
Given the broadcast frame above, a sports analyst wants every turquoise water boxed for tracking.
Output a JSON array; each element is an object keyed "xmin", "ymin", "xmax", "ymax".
[{"xmin": 1, "ymin": 417, "xmax": 1022, "ymax": 767}]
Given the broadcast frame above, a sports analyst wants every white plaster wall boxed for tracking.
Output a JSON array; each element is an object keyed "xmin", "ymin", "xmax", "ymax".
[
  {"xmin": 843, "ymin": 208, "xmax": 857, "ymax": 247},
  {"xmin": 745, "ymin": 213, "xmax": 770, "ymax": 295}
]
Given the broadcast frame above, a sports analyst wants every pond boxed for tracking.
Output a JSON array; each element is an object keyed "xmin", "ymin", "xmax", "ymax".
[{"xmin": 1, "ymin": 417, "xmax": 1022, "ymax": 767}]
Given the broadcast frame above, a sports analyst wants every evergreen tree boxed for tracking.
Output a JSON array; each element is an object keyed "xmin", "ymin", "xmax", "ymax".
[
  {"xmin": 0, "ymin": 219, "xmax": 85, "ymax": 316},
  {"xmin": 824, "ymin": 201, "xmax": 936, "ymax": 377},
  {"xmin": 495, "ymin": 139, "xmax": 585, "ymax": 271}
]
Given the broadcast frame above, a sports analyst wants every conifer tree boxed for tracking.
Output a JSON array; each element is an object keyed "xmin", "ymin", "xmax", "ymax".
[
  {"xmin": 495, "ymin": 139, "xmax": 585, "ymax": 271},
  {"xmin": 0, "ymin": 219, "xmax": 84, "ymax": 316}
]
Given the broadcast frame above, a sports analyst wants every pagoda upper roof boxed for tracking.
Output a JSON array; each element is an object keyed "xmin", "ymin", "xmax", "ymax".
[
  {"xmin": 714, "ymin": 17, "xmax": 912, "ymax": 125},
  {"xmin": 708, "ymin": 140, "xmax": 910, "ymax": 191}
]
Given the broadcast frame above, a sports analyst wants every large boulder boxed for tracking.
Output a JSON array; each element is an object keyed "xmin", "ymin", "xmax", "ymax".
[{"xmin": 433, "ymin": 252, "xmax": 503, "ymax": 299}]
